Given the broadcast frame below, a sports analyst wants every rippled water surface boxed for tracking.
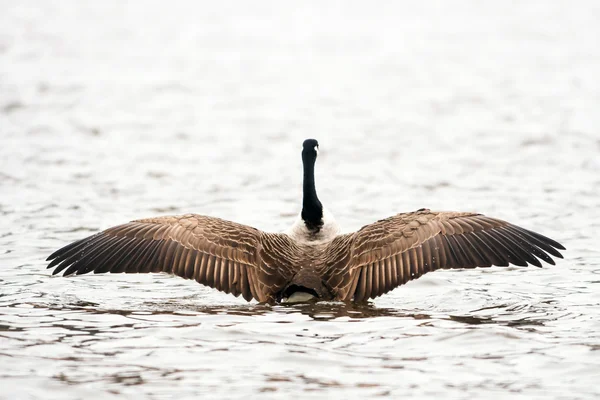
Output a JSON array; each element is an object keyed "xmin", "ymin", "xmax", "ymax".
[{"xmin": 2, "ymin": 1, "xmax": 600, "ymax": 399}]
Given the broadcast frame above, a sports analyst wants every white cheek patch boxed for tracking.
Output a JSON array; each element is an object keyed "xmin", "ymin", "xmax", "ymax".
[{"xmin": 314, "ymin": 146, "xmax": 319, "ymax": 155}]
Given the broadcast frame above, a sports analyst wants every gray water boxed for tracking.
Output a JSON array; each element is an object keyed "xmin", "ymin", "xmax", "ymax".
[{"xmin": 1, "ymin": 1, "xmax": 599, "ymax": 399}]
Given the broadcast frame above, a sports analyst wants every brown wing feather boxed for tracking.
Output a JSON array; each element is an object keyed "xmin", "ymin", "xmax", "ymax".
[
  {"xmin": 326, "ymin": 209, "xmax": 565, "ymax": 302},
  {"xmin": 46, "ymin": 214, "xmax": 294, "ymax": 303}
]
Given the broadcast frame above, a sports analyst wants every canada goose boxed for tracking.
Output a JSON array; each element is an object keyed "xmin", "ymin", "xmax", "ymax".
[{"xmin": 46, "ymin": 138, "xmax": 565, "ymax": 304}]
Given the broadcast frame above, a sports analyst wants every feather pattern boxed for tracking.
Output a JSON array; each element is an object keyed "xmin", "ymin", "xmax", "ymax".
[
  {"xmin": 47, "ymin": 214, "xmax": 301, "ymax": 303},
  {"xmin": 321, "ymin": 210, "xmax": 565, "ymax": 302},
  {"xmin": 47, "ymin": 209, "xmax": 565, "ymax": 303}
]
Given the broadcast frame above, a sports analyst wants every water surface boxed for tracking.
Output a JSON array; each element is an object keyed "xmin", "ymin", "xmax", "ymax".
[{"xmin": 1, "ymin": 1, "xmax": 599, "ymax": 399}]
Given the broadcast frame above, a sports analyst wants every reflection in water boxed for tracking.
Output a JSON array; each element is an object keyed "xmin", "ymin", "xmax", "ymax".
[
  {"xmin": 27, "ymin": 298, "xmax": 413, "ymax": 320},
  {"xmin": 21, "ymin": 295, "xmax": 569, "ymax": 327}
]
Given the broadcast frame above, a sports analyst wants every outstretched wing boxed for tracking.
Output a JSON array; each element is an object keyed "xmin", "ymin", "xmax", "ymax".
[
  {"xmin": 324, "ymin": 209, "xmax": 565, "ymax": 302},
  {"xmin": 46, "ymin": 214, "xmax": 292, "ymax": 302}
]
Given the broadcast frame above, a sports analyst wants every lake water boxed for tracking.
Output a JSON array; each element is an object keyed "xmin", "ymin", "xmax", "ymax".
[{"xmin": 1, "ymin": 1, "xmax": 599, "ymax": 399}]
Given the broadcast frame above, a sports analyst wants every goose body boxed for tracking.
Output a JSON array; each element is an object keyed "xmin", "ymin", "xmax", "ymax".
[{"xmin": 46, "ymin": 139, "xmax": 565, "ymax": 304}]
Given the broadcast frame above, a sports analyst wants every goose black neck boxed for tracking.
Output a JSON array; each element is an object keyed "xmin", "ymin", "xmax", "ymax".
[{"xmin": 301, "ymin": 150, "xmax": 323, "ymax": 232}]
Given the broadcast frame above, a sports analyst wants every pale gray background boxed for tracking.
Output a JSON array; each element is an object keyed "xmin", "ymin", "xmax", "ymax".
[{"xmin": 1, "ymin": 1, "xmax": 599, "ymax": 399}]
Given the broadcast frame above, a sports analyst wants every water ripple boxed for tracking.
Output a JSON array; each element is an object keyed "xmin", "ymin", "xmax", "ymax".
[{"xmin": 1, "ymin": 1, "xmax": 599, "ymax": 399}]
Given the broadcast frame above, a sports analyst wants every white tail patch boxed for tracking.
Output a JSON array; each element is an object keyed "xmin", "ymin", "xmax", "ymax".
[{"xmin": 282, "ymin": 291, "xmax": 316, "ymax": 303}]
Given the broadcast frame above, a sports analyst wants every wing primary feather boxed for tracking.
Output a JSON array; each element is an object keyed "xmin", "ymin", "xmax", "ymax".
[
  {"xmin": 161, "ymin": 240, "xmax": 179, "ymax": 273},
  {"xmin": 459, "ymin": 234, "xmax": 492, "ymax": 267},
  {"xmin": 429, "ymin": 239, "xmax": 440, "ymax": 270},
  {"xmin": 411, "ymin": 247, "xmax": 420, "ymax": 279},
  {"xmin": 196, "ymin": 253, "xmax": 208, "ymax": 284},
  {"xmin": 367, "ymin": 263, "xmax": 376, "ymax": 299},
  {"xmin": 505, "ymin": 226, "xmax": 564, "ymax": 258},
  {"xmin": 152, "ymin": 238, "xmax": 170, "ymax": 271},
  {"xmin": 354, "ymin": 267, "xmax": 367, "ymax": 302},
  {"xmin": 213, "ymin": 258, "xmax": 222, "ymax": 291},
  {"xmin": 170, "ymin": 245, "xmax": 185, "ymax": 275},
  {"xmin": 378, "ymin": 261, "xmax": 387, "ymax": 296},
  {"xmin": 175, "ymin": 247, "xmax": 188, "ymax": 277},
  {"xmin": 445, "ymin": 236, "xmax": 472, "ymax": 267},
  {"xmin": 52, "ymin": 234, "xmax": 113, "ymax": 274},
  {"xmin": 134, "ymin": 239, "xmax": 162, "ymax": 273},
  {"xmin": 62, "ymin": 235, "xmax": 120, "ymax": 276},
  {"xmin": 401, "ymin": 251, "xmax": 411, "ymax": 283},
  {"xmin": 518, "ymin": 227, "xmax": 565, "ymax": 250},
  {"xmin": 122, "ymin": 239, "xmax": 154, "ymax": 274},
  {"xmin": 384, "ymin": 258, "xmax": 392, "ymax": 293},
  {"xmin": 378, "ymin": 261, "xmax": 386, "ymax": 297},
  {"xmin": 92, "ymin": 237, "xmax": 137, "ymax": 274},
  {"xmin": 441, "ymin": 236, "xmax": 461, "ymax": 268},
  {"xmin": 409, "ymin": 248, "xmax": 418, "ymax": 278},
  {"xmin": 492, "ymin": 229, "xmax": 544, "ymax": 267},
  {"xmin": 470, "ymin": 231, "xmax": 509, "ymax": 266},
  {"xmin": 344, "ymin": 270, "xmax": 359, "ymax": 301},
  {"xmin": 230, "ymin": 262, "xmax": 240, "ymax": 296},
  {"xmin": 246, "ymin": 268, "xmax": 261, "ymax": 302},
  {"xmin": 390, "ymin": 255, "xmax": 398, "ymax": 288},
  {"xmin": 73, "ymin": 236, "xmax": 124, "ymax": 275},
  {"xmin": 371, "ymin": 263, "xmax": 380, "ymax": 299},
  {"xmin": 464, "ymin": 232, "xmax": 501, "ymax": 266},
  {"xmin": 489, "ymin": 230, "xmax": 535, "ymax": 266},
  {"xmin": 196, "ymin": 253, "xmax": 212, "ymax": 285},
  {"xmin": 396, "ymin": 253, "xmax": 405, "ymax": 283},
  {"xmin": 221, "ymin": 260, "xmax": 230, "ymax": 294},
  {"xmin": 149, "ymin": 240, "xmax": 168, "ymax": 273},
  {"xmin": 454, "ymin": 235, "xmax": 481, "ymax": 266},
  {"xmin": 109, "ymin": 239, "xmax": 149, "ymax": 273},
  {"xmin": 454, "ymin": 235, "xmax": 486, "ymax": 266},
  {"xmin": 46, "ymin": 234, "xmax": 100, "ymax": 262},
  {"xmin": 46, "ymin": 240, "xmax": 89, "ymax": 269},
  {"xmin": 433, "ymin": 235, "xmax": 448, "ymax": 268},
  {"xmin": 361, "ymin": 264, "xmax": 373, "ymax": 302},
  {"xmin": 480, "ymin": 230, "xmax": 528, "ymax": 267},
  {"xmin": 47, "ymin": 252, "xmax": 74, "ymax": 270},
  {"xmin": 421, "ymin": 242, "xmax": 432, "ymax": 273},
  {"xmin": 205, "ymin": 255, "xmax": 216, "ymax": 287},
  {"xmin": 415, "ymin": 246, "xmax": 424, "ymax": 277},
  {"xmin": 183, "ymin": 249, "xmax": 197, "ymax": 278},
  {"xmin": 239, "ymin": 265, "xmax": 253, "ymax": 302},
  {"xmin": 192, "ymin": 252, "xmax": 203, "ymax": 281},
  {"xmin": 51, "ymin": 249, "xmax": 86, "ymax": 275},
  {"xmin": 61, "ymin": 257, "xmax": 88, "ymax": 277},
  {"xmin": 125, "ymin": 239, "xmax": 157, "ymax": 273}
]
